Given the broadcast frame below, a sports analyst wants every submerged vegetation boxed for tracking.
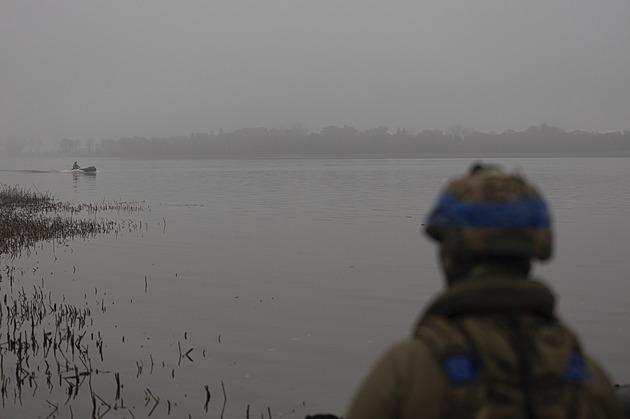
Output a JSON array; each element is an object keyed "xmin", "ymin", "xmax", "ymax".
[
  {"xmin": 0, "ymin": 186, "xmax": 149, "ymax": 416},
  {"xmin": 0, "ymin": 185, "xmax": 280, "ymax": 418},
  {"xmin": 0, "ymin": 185, "xmax": 144, "ymax": 259},
  {"xmin": 0, "ymin": 185, "xmax": 149, "ymax": 416}
]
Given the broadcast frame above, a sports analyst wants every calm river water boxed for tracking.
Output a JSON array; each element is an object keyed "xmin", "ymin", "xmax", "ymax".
[{"xmin": 0, "ymin": 156, "xmax": 629, "ymax": 418}]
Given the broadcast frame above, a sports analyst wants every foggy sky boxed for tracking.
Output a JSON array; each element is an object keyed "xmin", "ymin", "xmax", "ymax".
[{"xmin": 2, "ymin": 1, "xmax": 629, "ymax": 143}]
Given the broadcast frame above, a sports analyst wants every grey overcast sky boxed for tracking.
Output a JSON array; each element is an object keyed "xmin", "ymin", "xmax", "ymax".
[{"xmin": 2, "ymin": 1, "xmax": 629, "ymax": 142}]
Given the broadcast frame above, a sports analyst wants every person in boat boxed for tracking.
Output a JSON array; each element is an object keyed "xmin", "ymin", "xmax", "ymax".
[
  {"xmin": 72, "ymin": 161, "xmax": 80, "ymax": 170},
  {"xmin": 344, "ymin": 162, "xmax": 623, "ymax": 418}
]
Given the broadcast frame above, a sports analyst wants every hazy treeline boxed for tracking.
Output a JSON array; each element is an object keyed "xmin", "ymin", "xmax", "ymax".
[{"xmin": 4, "ymin": 124, "xmax": 630, "ymax": 158}]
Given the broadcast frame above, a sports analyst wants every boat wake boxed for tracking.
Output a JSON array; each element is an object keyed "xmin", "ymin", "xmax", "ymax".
[
  {"xmin": 0, "ymin": 169, "xmax": 58, "ymax": 174},
  {"xmin": 0, "ymin": 168, "xmax": 97, "ymax": 174}
]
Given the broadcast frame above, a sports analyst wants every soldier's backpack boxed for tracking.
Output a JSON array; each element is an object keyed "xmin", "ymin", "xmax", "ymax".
[{"xmin": 415, "ymin": 315, "xmax": 611, "ymax": 419}]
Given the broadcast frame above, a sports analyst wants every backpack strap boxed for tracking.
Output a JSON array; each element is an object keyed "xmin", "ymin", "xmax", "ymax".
[
  {"xmin": 415, "ymin": 315, "xmax": 601, "ymax": 419},
  {"xmin": 414, "ymin": 315, "xmax": 481, "ymax": 419}
]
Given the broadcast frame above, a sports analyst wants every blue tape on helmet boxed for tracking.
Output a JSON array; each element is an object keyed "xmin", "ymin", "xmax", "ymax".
[{"xmin": 426, "ymin": 192, "xmax": 551, "ymax": 229}]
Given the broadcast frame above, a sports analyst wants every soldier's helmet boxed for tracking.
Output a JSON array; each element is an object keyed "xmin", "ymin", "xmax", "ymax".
[{"xmin": 424, "ymin": 162, "xmax": 552, "ymax": 261}]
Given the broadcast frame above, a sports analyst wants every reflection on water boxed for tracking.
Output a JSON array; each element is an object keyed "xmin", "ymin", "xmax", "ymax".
[
  {"xmin": 71, "ymin": 169, "xmax": 97, "ymax": 191},
  {"xmin": 0, "ymin": 156, "xmax": 628, "ymax": 417}
]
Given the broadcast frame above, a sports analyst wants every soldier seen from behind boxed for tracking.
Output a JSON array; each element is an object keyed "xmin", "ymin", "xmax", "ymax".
[{"xmin": 344, "ymin": 162, "xmax": 624, "ymax": 418}]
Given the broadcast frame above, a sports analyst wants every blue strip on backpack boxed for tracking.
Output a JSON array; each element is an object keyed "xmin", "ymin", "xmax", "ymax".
[
  {"xmin": 426, "ymin": 192, "xmax": 551, "ymax": 229},
  {"xmin": 443, "ymin": 354, "xmax": 478, "ymax": 385},
  {"xmin": 564, "ymin": 351, "xmax": 592, "ymax": 383}
]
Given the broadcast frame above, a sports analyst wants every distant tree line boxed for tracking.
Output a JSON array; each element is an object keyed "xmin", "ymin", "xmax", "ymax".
[{"xmin": 3, "ymin": 124, "xmax": 630, "ymax": 158}]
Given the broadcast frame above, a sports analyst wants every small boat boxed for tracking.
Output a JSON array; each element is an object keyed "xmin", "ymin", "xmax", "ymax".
[
  {"xmin": 70, "ymin": 165, "xmax": 97, "ymax": 175},
  {"xmin": 71, "ymin": 161, "xmax": 96, "ymax": 174},
  {"xmin": 76, "ymin": 166, "xmax": 97, "ymax": 173}
]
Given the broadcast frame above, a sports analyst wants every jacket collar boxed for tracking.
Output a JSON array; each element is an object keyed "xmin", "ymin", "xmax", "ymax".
[{"xmin": 423, "ymin": 274, "xmax": 556, "ymax": 320}]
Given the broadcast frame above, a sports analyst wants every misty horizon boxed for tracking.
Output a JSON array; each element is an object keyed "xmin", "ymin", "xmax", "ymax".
[
  {"xmin": 2, "ymin": 1, "xmax": 629, "ymax": 143},
  {"xmin": 4, "ymin": 123, "xmax": 628, "ymax": 159}
]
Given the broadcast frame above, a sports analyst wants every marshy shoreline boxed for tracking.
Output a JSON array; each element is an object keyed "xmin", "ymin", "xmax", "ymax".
[{"xmin": 0, "ymin": 185, "xmax": 246, "ymax": 418}]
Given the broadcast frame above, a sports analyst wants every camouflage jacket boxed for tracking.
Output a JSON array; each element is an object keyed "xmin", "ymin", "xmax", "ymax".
[{"xmin": 345, "ymin": 275, "xmax": 623, "ymax": 419}]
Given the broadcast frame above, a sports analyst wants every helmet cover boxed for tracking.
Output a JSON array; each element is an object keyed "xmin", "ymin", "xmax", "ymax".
[{"xmin": 424, "ymin": 163, "xmax": 552, "ymax": 260}]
